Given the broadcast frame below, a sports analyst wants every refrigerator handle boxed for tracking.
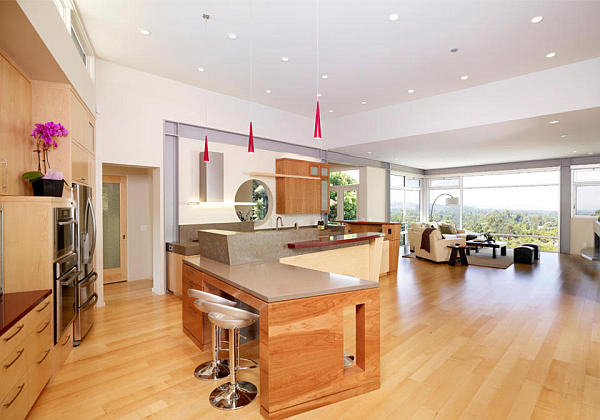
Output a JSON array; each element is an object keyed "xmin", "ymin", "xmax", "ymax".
[{"xmin": 87, "ymin": 196, "xmax": 97, "ymax": 262}]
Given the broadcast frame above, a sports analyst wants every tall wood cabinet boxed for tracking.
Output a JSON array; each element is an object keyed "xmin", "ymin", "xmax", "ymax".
[
  {"xmin": 276, "ymin": 158, "xmax": 329, "ymax": 214},
  {"xmin": 0, "ymin": 51, "xmax": 33, "ymax": 196}
]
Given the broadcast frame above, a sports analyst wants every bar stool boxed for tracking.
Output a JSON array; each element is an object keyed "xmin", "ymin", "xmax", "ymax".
[
  {"xmin": 198, "ymin": 301, "xmax": 259, "ymax": 410},
  {"xmin": 187, "ymin": 289, "xmax": 236, "ymax": 380}
]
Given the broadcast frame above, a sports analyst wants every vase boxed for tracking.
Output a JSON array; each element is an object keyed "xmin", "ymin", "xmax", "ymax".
[{"xmin": 32, "ymin": 179, "xmax": 64, "ymax": 197}]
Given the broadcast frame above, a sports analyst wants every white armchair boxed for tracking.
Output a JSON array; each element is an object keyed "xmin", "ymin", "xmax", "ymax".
[{"xmin": 408, "ymin": 224, "xmax": 466, "ymax": 262}]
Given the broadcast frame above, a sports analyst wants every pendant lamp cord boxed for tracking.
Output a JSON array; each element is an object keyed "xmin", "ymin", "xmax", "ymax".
[
  {"xmin": 203, "ymin": 14, "xmax": 209, "ymax": 133},
  {"xmin": 316, "ymin": 0, "xmax": 320, "ymax": 101},
  {"xmin": 250, "ymin": 0, "xmax": 253, "ymax": 119}
]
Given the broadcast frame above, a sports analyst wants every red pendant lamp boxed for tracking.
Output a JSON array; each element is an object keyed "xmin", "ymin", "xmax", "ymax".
[
  {"xmin": 314, "ymin": 101, "xmax": 321, "ymax": 139},
  {"xmin": 203, "ymin": 135, "xmax": 209, "ymax": 162},
  {"xmin": 248, "ymin": 121, "xmax": 255, "ymax": 153}
]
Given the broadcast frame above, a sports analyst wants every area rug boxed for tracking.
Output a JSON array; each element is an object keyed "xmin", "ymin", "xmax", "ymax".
[{"xmin": 403, "ymin": 248, "xmax": 514, "ymax": 269}]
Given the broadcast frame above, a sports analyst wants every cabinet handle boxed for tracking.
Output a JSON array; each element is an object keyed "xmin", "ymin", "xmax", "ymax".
[
  {"xmin": 37, "ymin": 348, "xmax": 51, "ymax": 364},
  {"xmin": 3, "ymin": 383, "xmax": 25, "ymax": 408},
  {"xmin": 37, "ymin": 300, "xmax": 50, "ymax": 312},
  {"xmin": 36, "ymin": 320, "xmax": 50, "ymax": 334},
  {"xmin": 61, "ymin": 334, "xmax": 71, "ymax": 346},
  {"xmin": 4, "ymin": 348, "xmax": 24, "ymax": 368},
  {"xmin": 3, "ymin": 324, "xmax": 24, "ymax": 342}
]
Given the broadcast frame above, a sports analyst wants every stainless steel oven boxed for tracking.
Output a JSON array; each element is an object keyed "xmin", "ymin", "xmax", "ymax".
[
  {"xmin": 54, "ymin": 207, "xmax": 75, "ymax": 260},
  {"xmin": 54, "ymin": 252, "xmax": 77, "ymax": 344}
]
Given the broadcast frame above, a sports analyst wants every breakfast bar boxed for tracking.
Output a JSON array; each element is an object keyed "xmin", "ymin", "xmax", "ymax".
[{"xmin": 182, "ymin": 256, "xmax": 380, "ymax": 419}]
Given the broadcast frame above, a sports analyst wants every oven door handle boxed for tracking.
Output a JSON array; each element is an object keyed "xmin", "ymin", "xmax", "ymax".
[
  {"xmin": 80, "ymin": 293, "xmax": 98, "ymax": 311},
  {"xmin": 57, "ymin": 218, "xmax": 75, "ymax": 226},
  {"xmin": 79, "ymin": 272, "xmax": 97, "ymax": 288},
  {"xmin": 58, "ymin": 267, "xmax": 77, "ymax": 284}
]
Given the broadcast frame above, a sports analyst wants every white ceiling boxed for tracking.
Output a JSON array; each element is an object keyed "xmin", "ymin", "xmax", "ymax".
[
  {"xmin": 330, "ymin": 107, "xmax": 600, "ymax": 169},
  {"xmin": 76, "ymin": 0, "xmax": 600, "ymax": 118}
]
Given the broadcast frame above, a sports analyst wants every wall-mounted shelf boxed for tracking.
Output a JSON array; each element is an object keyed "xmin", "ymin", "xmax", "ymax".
[{"xmin": 247, "ymin": 171, "xmax": 320, "ymax": 180}]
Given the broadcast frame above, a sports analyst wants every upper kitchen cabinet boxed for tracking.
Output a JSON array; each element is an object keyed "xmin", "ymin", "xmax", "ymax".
[
  {"xmin": 275, "ymin": 158, "xmax": 329, "ymax": 214},
  {"xmin": 31, "ymin": 81, "xmax": 96, "ymax": 189},
  {"xmin": 0, "ymin": 51, "xmax": 33, "ymax": 196}
]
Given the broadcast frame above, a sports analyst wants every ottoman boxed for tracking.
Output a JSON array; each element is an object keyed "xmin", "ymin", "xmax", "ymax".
[
  {"xmin": 522, "ymin": 243, "xmax": 540, "ymax": 260},
  {"xmin": 514, "ymin": 246, "xmax": 534, "ymax": 264}
]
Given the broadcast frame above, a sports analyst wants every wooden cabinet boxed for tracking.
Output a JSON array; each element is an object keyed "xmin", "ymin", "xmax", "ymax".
[
  {"xmin": 31, "ymin": 81, "xmax": 96, "ymax": 192},
  {"xmin": 167, "ymin": 250, "xmax": 199, "ymax": 297},
  {"xmin": 0, "ymin": 51, "xmax": 33, "ymax": 196},
  {"xmin": 0, "ymin": 296, "xmax": 53, "ymax": 420},
  {"xmin": 276, "ymin": 158, "xmax": 329, "ymax": 214},
  {"xmin": 71, "ymin": 141, "xmax": 89, "ymax": 186},
  {"xmin": 343, "ymin": 222, "xmax": 402, "ymax": 272}
]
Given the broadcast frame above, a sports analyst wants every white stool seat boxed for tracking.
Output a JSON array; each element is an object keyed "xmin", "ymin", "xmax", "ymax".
[
  {"xmin": 188, "ymin": 289, "xmax": 236, "ymax": 307},
  {"xmin": 208, "ymin": 311, "xmax": 257, "ymax": 330}
]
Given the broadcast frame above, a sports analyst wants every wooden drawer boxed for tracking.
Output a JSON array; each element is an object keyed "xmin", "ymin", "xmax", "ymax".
[
  {"xmin": 0, "ymin": 315, "xmax": 51, "ymax": 401},
  {"xmin": 0, "ymin": 295, "xmax": 50, "ymax": 363},
  {"xmin": 0, "ymin": 340, "xmax": 52, "ymax": 420},
  {"xmin": 55, "ymin": 322, "xmax": 73, "ymax": 370}
]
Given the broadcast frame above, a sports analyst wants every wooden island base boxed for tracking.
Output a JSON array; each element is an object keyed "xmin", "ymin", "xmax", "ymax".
[{"xmin": 182, "ymin": 261, "xmax": 380, "ymax": 419}]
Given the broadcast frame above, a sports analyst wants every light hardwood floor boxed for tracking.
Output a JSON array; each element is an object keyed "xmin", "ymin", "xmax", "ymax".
[{"xmin": 29, "ymin": 253, "xmax": 600, "ymax": 419}]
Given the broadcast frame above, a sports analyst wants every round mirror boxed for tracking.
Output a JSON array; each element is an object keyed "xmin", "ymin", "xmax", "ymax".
[{"xmin": 234, "ymin": 179, "xmax": 270, "ymax": 222}]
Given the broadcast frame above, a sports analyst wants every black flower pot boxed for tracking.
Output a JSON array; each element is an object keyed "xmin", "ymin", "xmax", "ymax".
[{"xmin": 32, "ymin": 178, "xmax": 64, "ymax": 197}]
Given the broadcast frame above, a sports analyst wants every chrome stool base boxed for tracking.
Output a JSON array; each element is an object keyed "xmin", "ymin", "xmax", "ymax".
[
  {"xmin": 194, "ymin": 360, "xmax": 230, "ymax": 380},
  {"xmin": 209, "ymin": 381, "xmax": 257, "ymax": 410}
]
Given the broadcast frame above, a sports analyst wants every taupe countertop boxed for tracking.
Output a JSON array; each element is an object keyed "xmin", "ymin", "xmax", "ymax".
[
  {"xmin": 183, "ymin": 256, "xmax": 378, "ymax": 303},
  {"xmin": 167, "ymin": 241, "xmax": 201, "ymax": 256}
]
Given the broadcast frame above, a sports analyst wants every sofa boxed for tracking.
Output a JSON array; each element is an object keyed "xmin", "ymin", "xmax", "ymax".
[{"xmin": 407, "ymin": 222, "xmax": 466, "ymax": 262}]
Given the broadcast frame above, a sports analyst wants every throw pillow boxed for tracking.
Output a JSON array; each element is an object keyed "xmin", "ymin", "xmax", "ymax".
[
  {"xmin": 439, "ymin": 223, "xmax": 452, "ymax": 235},
  {"xmin": 449, "ymin": 224, "xmax": 458, "ymax": 234}
]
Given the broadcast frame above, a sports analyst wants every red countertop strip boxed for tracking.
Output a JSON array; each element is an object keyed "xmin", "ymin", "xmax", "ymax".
[
  {"xmin": 0, "ymin": 289, "xmax": 52, "ymax": 336},
  {"xmin": 288, "ymin": 232, "xmax": 384, "ymax": 249}
]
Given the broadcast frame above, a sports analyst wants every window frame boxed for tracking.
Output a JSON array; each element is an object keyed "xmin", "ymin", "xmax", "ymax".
[
  {"xmin": 329, "ymin": 169, "xmax": 360, "ymax": 221},
  {"xmin": 572, "ymin": 165, "xmax": 600, "ymax": 217}
]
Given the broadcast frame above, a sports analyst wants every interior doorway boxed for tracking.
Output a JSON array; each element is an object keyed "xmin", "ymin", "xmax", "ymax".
[{"xmin": 102, "ymin": 175, "xmax": 128, "ymax": 284}]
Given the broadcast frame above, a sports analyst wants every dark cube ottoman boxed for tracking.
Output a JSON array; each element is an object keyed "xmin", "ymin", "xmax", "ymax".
[
  {"xmin": 514, "ymin": 246, "xmax": 535, "ymax": 264},
  {"xmin": 521, "ymin": 243, "xmax": 540, "ymax": 260}
]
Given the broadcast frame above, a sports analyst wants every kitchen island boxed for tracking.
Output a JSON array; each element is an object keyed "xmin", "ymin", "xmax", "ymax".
[{"xmin": 182, "ymin": 256, "xmax": 380, "ymax": 419}]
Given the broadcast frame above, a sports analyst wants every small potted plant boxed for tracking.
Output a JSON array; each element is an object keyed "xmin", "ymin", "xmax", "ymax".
[{"xmin": 22, "ymin": 122, "xmax": 69, "ymax": 197}]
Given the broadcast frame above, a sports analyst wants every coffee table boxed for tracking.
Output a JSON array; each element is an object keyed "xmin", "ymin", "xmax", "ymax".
[{"xmin": 466, "ymin": 241, "xmax": 507, "ymax": 259}]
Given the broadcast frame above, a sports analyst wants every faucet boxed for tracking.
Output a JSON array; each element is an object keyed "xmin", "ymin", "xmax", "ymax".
[{"xmin": 276, "ymin": 216, "xmax": 283, "ymax": 231}]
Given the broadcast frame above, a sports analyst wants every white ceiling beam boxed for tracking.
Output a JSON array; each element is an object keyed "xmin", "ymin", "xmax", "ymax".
[{"xmin": 327, "ymin": 57, "xmax": 600, "ymax": 149}]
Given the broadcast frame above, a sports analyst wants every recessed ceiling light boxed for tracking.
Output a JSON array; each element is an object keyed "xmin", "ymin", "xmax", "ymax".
[
  {"xmin": 560, "ymin": 134, "xmax": 568, "ymax": 138},
  {"xmin": 281, "ymin": 57, "xmax": 289, "ymax": 62},
  {"xmin": 317, "ymin": 93, "xmax": 322, "ymax": 97},
  {"xmin": 367, "ymin": 151, "xmax": 372, "ymax": 154},
  {"xmin": 139, "ymin": 28, "xmax": 151, "ymax": 36},
  {"xmin": 328, "ymin": 109, "xmax": 333, "ymax": 113},
  {"xmin": 321, "ymin": 74, "xmax": 328, "ymax": 79},
  {"xmin": 228, "ymin": 32, "xmax": 238, "ymax": 40},
  {"xmin": 546, "ymin": 52, "xmax": 556, "ymax": 58},
  {"xmin": 197, "ymin": 67, "xmax": 205, "ymax": 72},
  {"xmin": 361, "ymin": 101, "xmax": 367, "ymax": 105},
  {"xmin": 573, "ymin": 151, "xmax": 577, "ymax": 154},
  {"xmin": 549, "ymin": 120, "xmax": 559, "ymax": 124},
  {"xmin": 265, "ymin": 89, "xmax": 271, "ymax": 94},
  {"xmin": 588, "ymin": 152, "xmax": 593, "ymax": 155},
  {"xmin": 450, "ymin": 48, "xmax": 458, "ymax": 53},
  {"xmin": 460, "ymin": 75, "xmax": 469, "ymax": 80},
  {"xmin": 389, "ymin": 13, "xmax": 399, "ymax": 22},
  {"xmin": 531, "ymin": 16, "xmax": 543, "ymax": 24},
  {"xmin": 407, "ymin": 89, "xmax": 415, "ymax": 94}
]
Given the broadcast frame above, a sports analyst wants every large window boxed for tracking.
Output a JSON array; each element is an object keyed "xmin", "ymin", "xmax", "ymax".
[
  {"xmin": 428, "ymin": 169, "xmax": 560, "ymax": 251},
  {"xmin": 390, "ymin": 174, "xmax": 421, "ymax": 224},
  {"xmin": 573, "ymin": 167, "xmax": 600, "ymax": 216},
  {"xmin": 329, "ymin": 170, "xmax": 359, "ymax": 222}
]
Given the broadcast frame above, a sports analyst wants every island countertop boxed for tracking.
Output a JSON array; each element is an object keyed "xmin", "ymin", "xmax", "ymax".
[
  {"xmin": 287, "ymin": 232, "xmax": 384, "ymax": 249},
  {"xmin": 183, "ymin": 256, "xmax": 378, "ymax": 303}
]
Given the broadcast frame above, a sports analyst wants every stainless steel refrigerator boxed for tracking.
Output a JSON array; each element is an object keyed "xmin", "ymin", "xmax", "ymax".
[{"xmin": 73, "ymin": 183, "xmax": 98, "ymax": 346}]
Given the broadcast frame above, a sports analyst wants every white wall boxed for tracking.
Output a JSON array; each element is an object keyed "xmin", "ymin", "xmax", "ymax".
[
  {"xmin": 103, "ymin": 165, "xmax": 154, "ymax": 281},
  {"xmin": 570, "ymin": 216, "xmax": 597, "ymax": 255},
  {"xmin": 179, "ymin": 139, "xmax": 322, "ymax": 228}
]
